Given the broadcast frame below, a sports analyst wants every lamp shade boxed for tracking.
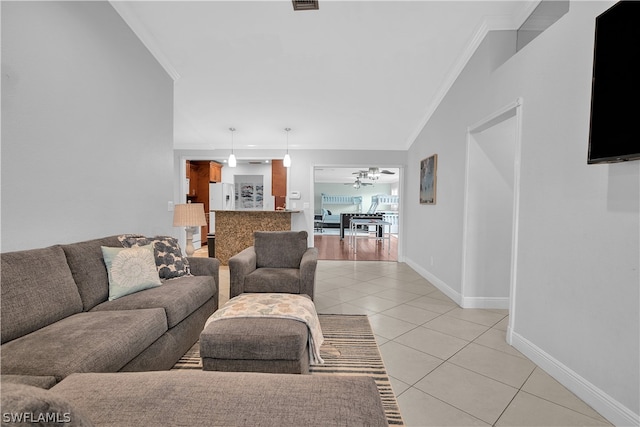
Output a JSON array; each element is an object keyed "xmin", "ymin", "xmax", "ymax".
[{"xmin": 173, "ymin": 203, "xmax": 207, "ymax": 227}]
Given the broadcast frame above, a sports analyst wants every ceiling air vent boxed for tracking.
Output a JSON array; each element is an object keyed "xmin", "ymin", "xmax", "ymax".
[{"xmin": 292, "ymin": 0, "xmax": 318, "ymax": 11}]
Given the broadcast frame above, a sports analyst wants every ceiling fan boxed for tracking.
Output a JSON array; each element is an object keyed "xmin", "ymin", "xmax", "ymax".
[
  {"xmin": 345, "ymin": 177, "xmax": 374, "ymax": 189},
  {"xmin": 352, "ymin": 167, "xmax": 396, "ymax": 180}
]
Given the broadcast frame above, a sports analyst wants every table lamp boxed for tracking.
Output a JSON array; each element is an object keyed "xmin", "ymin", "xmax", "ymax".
[{"xmin": 173, "ymin": 202, "xmax": 207, "ymax": 256}]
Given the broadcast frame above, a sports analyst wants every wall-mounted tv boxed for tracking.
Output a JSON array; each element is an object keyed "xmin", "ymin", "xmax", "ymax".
[{"xmin": 588, "ymin": 1, "xmax": 640, "ymax": 164}]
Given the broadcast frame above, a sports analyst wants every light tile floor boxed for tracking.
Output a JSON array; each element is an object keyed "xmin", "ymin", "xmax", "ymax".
[{"xmin": 217, "ymin": 260, "xmax": 613, "ymax": 427}]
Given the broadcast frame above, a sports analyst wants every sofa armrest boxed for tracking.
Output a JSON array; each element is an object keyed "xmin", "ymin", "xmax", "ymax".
[
  {"xmin": 299, "ymin": 247, "xmax": 318, "ymax": 300},
  {"xmin": 228, "ymin": 247, "xmax": 257, "ymax": 299},
  {"xmin": 187, "ymin": 257, "xmax": 220, "ymax": 295}
]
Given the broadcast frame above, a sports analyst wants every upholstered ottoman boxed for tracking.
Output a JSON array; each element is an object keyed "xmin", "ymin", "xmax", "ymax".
[
  {"xmin": 200, "ymin": 293, "xmax": 325, "ymax": 375},
  {"xmin": 200, "ymin": 316, "xmax": 310, "ymax": 374}
]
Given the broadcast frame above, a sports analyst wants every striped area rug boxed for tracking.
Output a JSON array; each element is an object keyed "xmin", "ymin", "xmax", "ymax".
[{"xmin": 172, "ymin": 314, "xmax": 404, "ymax": 426}]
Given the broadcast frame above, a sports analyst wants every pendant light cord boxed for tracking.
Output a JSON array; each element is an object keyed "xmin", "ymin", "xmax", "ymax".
[
  {"xmin": 230, "ymin": 127, "xmax": 235, "ymax": 154},
  {"xmin": 283, "ymin": 128, "xmax": 292, "ymax": 168},
  {"xmin": 285, "ymin": 127, "xmax": 290, "ymax": 154},
  {"xmin": 228, "ymin": 127, "xmax": 237, "ymax": 167}
]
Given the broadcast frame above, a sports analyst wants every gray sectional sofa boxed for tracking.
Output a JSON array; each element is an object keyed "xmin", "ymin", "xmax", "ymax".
[
  {"xmin": 0, "ymin": 235, "xmax": 389, "ymax": 426},
  {"xmin": 0, "ymin": 235, "xmax": 219, "ymax": 383},
  {"xmin": 1, "ymin": 371, "xmax": 388, "ymax": 426}
]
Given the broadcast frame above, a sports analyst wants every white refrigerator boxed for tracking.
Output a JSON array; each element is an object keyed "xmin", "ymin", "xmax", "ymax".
[{"xmin": 209, "ymin": 182, "xmax": 235, "ymax": 233}]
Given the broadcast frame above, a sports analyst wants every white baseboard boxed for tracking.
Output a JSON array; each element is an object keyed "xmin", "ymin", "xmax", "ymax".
[
  {"xmin": 404, "ymin": 257, "xmax": 638, "ymax": 426},
  {"xmin": 461, "ymin": 296, "xmax": 510, "ymax": 309},
  {"xmin": 404, "ymin": 258, "xmax": 462, "ymax": 306},
  {"xmin": 510, "ymin": 331, "xmax": 639, "ymax": 427},
  {"xmin": 404, "ymin": 257, "xmax": 509, "ymax": 309}
]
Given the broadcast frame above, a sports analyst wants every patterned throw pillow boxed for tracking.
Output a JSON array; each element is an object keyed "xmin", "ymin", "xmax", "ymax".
[
  {"xmin": 101, "ymin": 245, "xmax": 162, "ymax": 301},
  {"xmin": 118, "ymin": 235, "xmax": 190, "ymax": 279}
]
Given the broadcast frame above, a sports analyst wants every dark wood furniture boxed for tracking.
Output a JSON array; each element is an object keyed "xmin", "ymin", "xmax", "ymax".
[{"xmin": 339, "ymin": 213, "xmax": 384, "ymax": 239}]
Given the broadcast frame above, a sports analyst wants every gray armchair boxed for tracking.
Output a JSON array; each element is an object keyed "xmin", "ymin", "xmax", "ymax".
[{"xmin": 228, "ymin": 231, "xmax": 318, "ymax": 300}]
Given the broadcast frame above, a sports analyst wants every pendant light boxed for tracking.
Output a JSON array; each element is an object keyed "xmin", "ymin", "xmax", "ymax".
[
  {"xmin": 228, "ymin": 127, "xmax": 237, "ymax": 168},
  {"xmin": 283, "ymin": 127, "xmax": 292, "ymax": 168}
]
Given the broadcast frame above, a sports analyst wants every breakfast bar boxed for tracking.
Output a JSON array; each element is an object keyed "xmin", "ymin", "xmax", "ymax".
[{"xmin": 212, "ymin": 210, "xmax": 300, "ymax": 265}]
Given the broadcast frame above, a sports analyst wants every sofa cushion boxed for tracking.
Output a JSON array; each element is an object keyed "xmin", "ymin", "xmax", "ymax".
[
  {"xmin": 1, "ymin": 374, "xmax": 58, "ymax": 389},
  {"xmin": 119, "ymin": 235, "xmax": 189, "ymax": 279},
  {"xmin": 254, "ymin": 231, "xmax": 308, "ymax": 268},
  {"xmin": 200, "ymin": 317, "xmax": 308, "ymax": 361},
  {"xmin": 90, "ymin": 275, "xmax": 214, "ymax": 328},
  {"xmin": 244, "ymin": 268, "xmax": 301, "ymax": 294},
  {"xmin": 1, "ymin": 382, "xmax": 94, "ymax": 426},
  {"xmin": 0, "ymin": 309, "xmax": 167, "ymax": 381},
  {"xmin": 1, "ymin": 246, "xmax": 83, "ymax": 344},
  {"xmin": 51, "ymin": 371, "xmax": 388, "ymax": 427},
  {"xmin": 101, "ymin": 245, "xmax": 162, "ymax": 301},
  {"xmin": 60, "ymin": 236, "xmax": 122, "ymax": 311}
]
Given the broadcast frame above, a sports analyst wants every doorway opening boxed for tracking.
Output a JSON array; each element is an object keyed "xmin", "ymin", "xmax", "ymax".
[
  {"xmin": 461, "ymin": 99, "xmax": 523, "ymax": 342},
  {"xmin": 313, "ymin": 165, "xmax": 401, "ymax": 261}
]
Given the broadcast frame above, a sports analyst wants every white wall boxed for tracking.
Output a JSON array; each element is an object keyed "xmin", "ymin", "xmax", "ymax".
[
  {"xmin": 1, "ymin": 2, "xmax": 174, "ymax": 252},
  {"xmin": 463, "ymin": 116, "xmax": 516, "ymax": 300},
  {"xmin": 405, "ymin": 3, "xmax": 639, "ymax": 424}
]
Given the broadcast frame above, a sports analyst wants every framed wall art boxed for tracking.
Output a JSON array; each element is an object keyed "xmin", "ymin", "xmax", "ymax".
[{"xmin": 419, "ymin": 154, "xmax": 437, "ymax": 204}]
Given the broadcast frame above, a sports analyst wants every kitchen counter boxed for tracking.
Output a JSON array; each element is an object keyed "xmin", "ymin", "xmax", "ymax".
[
  {"xmin": 211, "ymin": 210, "xmax": 301, "ymax": 265},
  {"xmin": 213, "ymin": 209, "xmax": 301, "ymax": 214}
]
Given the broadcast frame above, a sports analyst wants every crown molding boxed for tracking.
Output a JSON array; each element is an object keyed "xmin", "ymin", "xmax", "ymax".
[
  {"xmin": 404, "ymin": 1, "xmax": 540, "ymax": 150},
  {"xmin": 109, "ymin": 1, "xmax": 181, "ymax": 81}
]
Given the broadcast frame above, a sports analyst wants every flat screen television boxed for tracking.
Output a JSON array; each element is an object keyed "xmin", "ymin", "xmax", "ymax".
[{"xmin": 587, "ymin": 1, "xmax": 640, "ymax": 164}]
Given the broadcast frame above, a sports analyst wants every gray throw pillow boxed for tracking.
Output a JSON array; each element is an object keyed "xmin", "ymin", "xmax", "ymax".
[{"xmin": 0, "ymin": 382, "xmax": 94, "ymax": 426}]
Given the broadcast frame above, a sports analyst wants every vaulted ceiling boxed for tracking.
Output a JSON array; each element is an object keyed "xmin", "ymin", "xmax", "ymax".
[{"xmin": 112, "ymin": 1, "xmax": 534, "ymax": 152}]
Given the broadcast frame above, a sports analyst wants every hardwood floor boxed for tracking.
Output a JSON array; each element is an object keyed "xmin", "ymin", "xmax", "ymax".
[
  {"xmin": 196, "ymin": 232, "xmax": 399, "ymax": 262},
  {"xmin": 314, "ymin": 233, "xmax": 398, "ymax": 261}
]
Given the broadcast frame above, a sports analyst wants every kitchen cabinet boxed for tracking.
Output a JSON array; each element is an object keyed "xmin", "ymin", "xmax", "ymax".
[
  {"xmin": 186, "ymin": 160, "xmax": 191, "ymax": 196},
  {"xmin": 188, "ymin": 162, "xmax": 199, "ymax": 197},
  {"xmin": 272, "ymin": 159, "xmax": 287, "ymax": 210},
  {"xmin": 209, "ymin": 162, "xmax": 222, "ymax": 182},
  {"xmin": 186, "ymin": 160, "xmax": 224, "ymax": 238}
]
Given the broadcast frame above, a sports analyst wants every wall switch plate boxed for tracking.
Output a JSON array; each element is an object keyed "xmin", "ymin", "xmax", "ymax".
[
  {"xmin": 168, "ymin": 201, "xmax": 174, "ymax": 211},
  {"xmin": 303, "ymin": 202, "xmax": 309, "ymax": 209}
]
